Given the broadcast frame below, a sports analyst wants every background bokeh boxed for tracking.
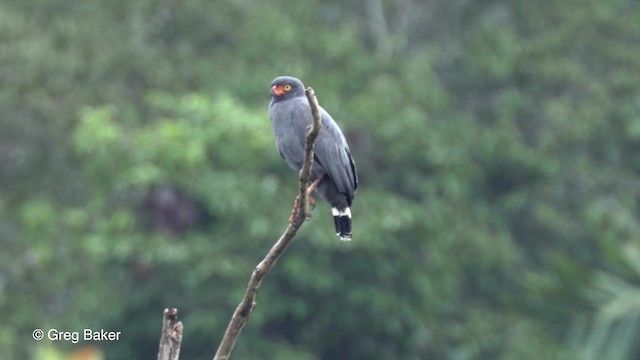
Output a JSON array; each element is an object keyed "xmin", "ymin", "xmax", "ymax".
[{"xmin": 3, "ymin": 0, "xmax": 640, "ymax": 359}]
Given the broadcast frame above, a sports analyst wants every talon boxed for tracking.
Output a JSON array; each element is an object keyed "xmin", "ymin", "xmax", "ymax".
[
  {"xmin": 289, "ymin": 196, "xmax": 301, "ymax": 224},
  {"xmin": 304, "ymin": 196, "xmax": 315, "ymax": 220},
  {"xmin": 293, "ymin": 196, "xmax": 300, "ymax": 210},
  {"xmin": 304, "ymin": 211, "xmax": 313, "ymax": 221},
  {"xmin": 290, "ymin": 206, "xmax": 296, "ymax": 222}
]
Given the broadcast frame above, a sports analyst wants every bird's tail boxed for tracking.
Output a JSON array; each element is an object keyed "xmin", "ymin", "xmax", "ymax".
[{"xmin": 332, "ymin": 207, "xmax": 352, "ymax": 241}]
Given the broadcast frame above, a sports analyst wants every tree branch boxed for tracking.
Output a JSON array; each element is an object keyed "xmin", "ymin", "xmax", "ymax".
[
  {"xmin": 212, "ymin": 87, "xmax": 322, "ymax": 360},
  {"xmin": 157, "ymin": 308, "xmax": 183, "ymax": 360}
]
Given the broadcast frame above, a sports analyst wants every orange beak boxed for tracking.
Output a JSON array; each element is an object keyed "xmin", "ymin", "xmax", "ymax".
[{"xmin": 271, "ymin": 85, "xmax": 285, "ymax": 96}]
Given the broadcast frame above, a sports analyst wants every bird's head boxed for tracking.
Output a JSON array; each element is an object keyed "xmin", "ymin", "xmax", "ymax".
[{"xmin": 270, "ymin": 76, "xmax": 305, "ymax": 100}]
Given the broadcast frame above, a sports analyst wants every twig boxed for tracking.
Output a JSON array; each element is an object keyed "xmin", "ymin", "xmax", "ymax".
[
  {"xmin": 157, "ymin": 308, "xmax": 183, "ymax": 360},
  {"xmin": 212, "ymin": 87, "xmax": 322, "ymax": 360}
]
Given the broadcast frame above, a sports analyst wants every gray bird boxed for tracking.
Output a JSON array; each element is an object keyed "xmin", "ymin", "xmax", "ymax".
[{"xmin": 269, "ymin": 76, "xmax": 358, "ymax": 241}]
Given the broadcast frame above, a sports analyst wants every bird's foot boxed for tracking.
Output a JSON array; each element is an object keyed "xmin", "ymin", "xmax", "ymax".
[
  {"xmin": 289, "ymin": 196, "xmax": 300, "ymax": 224},
  {"xmin": 289, "ymin": 196, "xmax": 314, "ymax": 224},
  {"xmin": 304, "ymin": 207, "xmax": 314, "ymax": 222}
]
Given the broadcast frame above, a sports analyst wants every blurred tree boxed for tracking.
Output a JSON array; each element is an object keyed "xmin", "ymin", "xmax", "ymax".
[{"xmin": 1, "ymin": 0, "xmax": 640, "ymax": 359}]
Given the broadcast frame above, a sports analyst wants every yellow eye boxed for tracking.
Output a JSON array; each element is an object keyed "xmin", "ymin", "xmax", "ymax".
[{"xmin": 284, "ymin": 84, "xmax": 292, "ymax": 91}]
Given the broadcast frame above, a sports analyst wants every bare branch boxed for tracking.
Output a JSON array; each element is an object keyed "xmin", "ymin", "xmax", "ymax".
[
  {"xmin": 213, "ymin": 87, "xmax": 322, "ymax": 360},
  {"xmin": 300, "ymin": 87, "xmax": 322, "ymax": 216},
  {"xmin": 158, "ymin": 308, "xmax": 183, "ymax": 360}
]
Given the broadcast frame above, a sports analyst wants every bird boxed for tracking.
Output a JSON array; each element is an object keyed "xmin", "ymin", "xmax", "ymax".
[{"xmin": 269, "ymin": 76, "xmax": 358, "ymax": 241}]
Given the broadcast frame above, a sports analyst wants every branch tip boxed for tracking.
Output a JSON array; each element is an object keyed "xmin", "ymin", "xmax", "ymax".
[{"xmin": 158, "ymin": 308, "xmax": 183, "ymax": 360}]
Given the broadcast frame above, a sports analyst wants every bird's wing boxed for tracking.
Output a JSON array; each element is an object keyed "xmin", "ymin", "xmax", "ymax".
[
  {"xmin": 314, "ymin": 107, "xmax": 358, "ymax": 197},
  {"xmin": 270, "ymin": 98, "xmax": 357, "ymax": 199},
  {"xmin": 269, "ymin": 98, "xmax": 308, "ymax": 170}
]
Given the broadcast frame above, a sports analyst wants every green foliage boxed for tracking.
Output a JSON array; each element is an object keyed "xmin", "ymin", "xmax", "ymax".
[{"xmin": 2, "ymin": 0, "xmax": 640, "ymax": 359}]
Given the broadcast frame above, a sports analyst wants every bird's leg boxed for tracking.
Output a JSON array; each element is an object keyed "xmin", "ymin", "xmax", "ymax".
[
  {"xmin": 305, "ymin": 175, "xmax": 323, "ymax": 211},
  {"xmin": 289, "ymin": 175, "xmax": 324, "ymax": 224},
  {"xmin": 288, "ymin": 196, "xmax": 312, "ymax": 224}
]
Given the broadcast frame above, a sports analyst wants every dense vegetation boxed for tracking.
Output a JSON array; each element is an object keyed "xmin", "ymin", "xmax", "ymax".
[{"xmin": 3, "ymin": 0, "xmax": 640, "ymax": 359}]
